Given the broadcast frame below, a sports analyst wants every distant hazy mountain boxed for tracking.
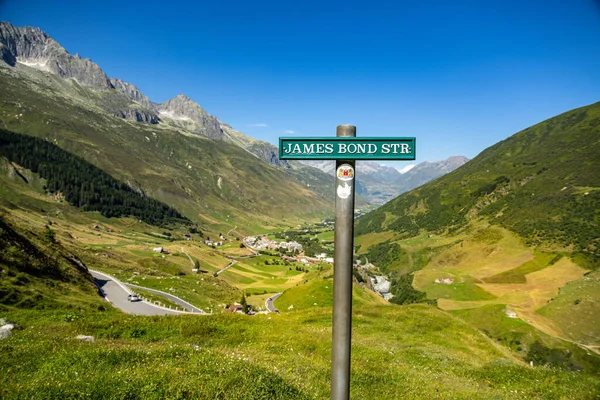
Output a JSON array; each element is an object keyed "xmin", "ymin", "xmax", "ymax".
[
  {"xmin": 396, "ymin": 164, "xmax": 416, "ymax": 174},
  {"xmin": 395, "ymin": 156, "xmax": 470, "ymax": 193},
  {"xmin": 301, "ymin": 156, "xmax": 468, "ymax": 204}
]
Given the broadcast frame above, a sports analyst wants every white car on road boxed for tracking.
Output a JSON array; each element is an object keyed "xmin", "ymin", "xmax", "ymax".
[{"xmin": 127, "ymin": 294, "xmax": 140, "ymax": 302}]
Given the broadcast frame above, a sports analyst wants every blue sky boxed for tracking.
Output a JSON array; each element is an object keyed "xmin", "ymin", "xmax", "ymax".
[{"xmin": 2, "ymin": 0, "xmax": 600, "ymax": 164}]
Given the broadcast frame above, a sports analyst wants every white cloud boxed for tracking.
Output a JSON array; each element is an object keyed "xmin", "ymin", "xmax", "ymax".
[
  {"xmin": 283, "ymin": 130, "xmax": 295, "ymax": 134},
  {"xmin": 247, "ymin": 123, "xmax": 269, "ymax": 128}
]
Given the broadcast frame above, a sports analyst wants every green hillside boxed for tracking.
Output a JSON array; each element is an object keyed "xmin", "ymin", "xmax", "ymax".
[
  {"xmin": 354, "ymin": 103, "xmax": 600, "ymax": 369},
  {"xmin": 0, "ymin": 66, "xmax": 332, "ymax": 233},
  {"xmin": 356, "ymin": 101, "xmax": 600, "ymax": 259},
  {"xmin": 0, "ymin": 214, "xmax": 100, "ymax": 312},
  {"xmin": 0, "ymin": 129, "xmax": 190, "ymax": 227},
  {"xmin": 275, "ymin": 265, "xmax": 387, "ymax": 311},
  {"xmin": 4, "ymin": 302, "xmax": 600, "ymax": 398},
  {"xmin": 1, "ymin": 156, "xmax": 599, "ymax": 398}
]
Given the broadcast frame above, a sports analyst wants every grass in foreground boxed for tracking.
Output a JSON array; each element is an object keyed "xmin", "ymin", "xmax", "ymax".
[{"xmin": 2, "ymin": 305, "xmax": 599, "ymax": 399}]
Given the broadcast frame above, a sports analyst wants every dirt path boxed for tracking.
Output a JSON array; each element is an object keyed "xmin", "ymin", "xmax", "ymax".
[
  {"xmin": 226, "ymin": 225, "xmax": 238, "ymax": 237},
  {"xmin": 524, "ymin": 317, "xmax": 600, "ymax": 356},
  {"xmin": 216, "ymin": 260, "xmax": 237, "ymax": 275},
  {"xmin": 180, "ymin": 247, "xmax": 195, "ymax": 267}
]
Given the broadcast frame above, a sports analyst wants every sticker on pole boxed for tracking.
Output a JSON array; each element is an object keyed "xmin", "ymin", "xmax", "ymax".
[
  {"xmin": 337, "ymin": 182, "xmax": 352, "ymax": 199},
  {"xmin": 336, "ymin": 164, "xmax": 354, "ymax": 181}
]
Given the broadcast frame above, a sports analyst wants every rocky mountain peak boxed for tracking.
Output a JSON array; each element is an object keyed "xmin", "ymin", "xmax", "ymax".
[
  {"xmin": 0, "ymin": 22, "xmax": 280, "ymax": 150},
  {"xmin": 109, "ymin": 78, "xmax": 154, "ymax": 110},
  {"xmin": 0, "ymin": 21, "xmax": 113, "ymax": 89},
  {"xmin": 173, "ymin": 94, "xmax": 191, "ymax": 102},
  {"xmin": 445, "ymin": 156, "xmax": 470, "ymax": 168},
  {"xmin": 157, "ymin": 94, "xmax": 223, "ymax": 140}
]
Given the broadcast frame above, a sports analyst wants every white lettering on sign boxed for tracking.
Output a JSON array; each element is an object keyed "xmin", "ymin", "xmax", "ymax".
[
  {"xmin": 302, "ymin": 144, "xmax": 315, "ymax": 153},
  {"xmin": 284, "ymin": 142, "xmax": 336, "ymax": 154},
  {"xmin": 283, "ymin": 141, "xmax": 412, "ymax": 156},
  {"xmin": 381, "ymin": 143, "xmax": 411, "ymax": 154}
]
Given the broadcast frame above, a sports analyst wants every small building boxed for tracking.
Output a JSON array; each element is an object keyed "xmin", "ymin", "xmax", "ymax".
[
  {"xmin": 226, "ymin": 304, "xmax": 244, "ymax": 313},
  {"xmin": 205, "ymin": 240, "xmax": 213, "ymax": 246},
  {"xmin": 153, "ymin": 247, "xmax": 163, "ymax": 253}
]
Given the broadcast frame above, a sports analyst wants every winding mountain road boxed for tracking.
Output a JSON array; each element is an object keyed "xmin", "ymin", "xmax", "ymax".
[
  {"xmin": 90, "ymin": 270, "xmax": 186, "ymax": 316},
  {"xmin": 125, "ymin": 283, "xmax": 206, "ymax": 313},
  {"xmin": 265, "ymin": 293, "xmax": 282, "ymax": 313}
]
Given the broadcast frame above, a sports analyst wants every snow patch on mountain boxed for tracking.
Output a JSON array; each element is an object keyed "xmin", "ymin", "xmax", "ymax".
[{"xmin": 396, "ymin": 164, "xmax": 415, "ymax": 174}]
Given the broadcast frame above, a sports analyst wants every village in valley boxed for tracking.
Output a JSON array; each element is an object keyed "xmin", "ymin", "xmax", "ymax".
[
  {"xmin": 237, "ymin": 223, "xmax": 394, "ymax": 307},
  {"xmin": 88, "ymin": 218, "xmax": 395, "ymax": 316}
]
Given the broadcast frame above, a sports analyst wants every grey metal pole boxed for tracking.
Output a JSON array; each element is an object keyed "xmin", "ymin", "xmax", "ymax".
[{"xmin": 331, "ymin": 124, "xmax": 356, "ymax": 400}]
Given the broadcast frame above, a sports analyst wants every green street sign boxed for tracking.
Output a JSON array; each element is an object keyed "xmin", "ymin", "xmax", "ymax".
[{"xmin": 278, "ymin": 137, "xmax": 416, "ymax": 160}]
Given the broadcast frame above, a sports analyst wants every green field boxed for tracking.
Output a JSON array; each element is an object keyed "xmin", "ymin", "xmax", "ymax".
[
  {"xmin": 537, "ymin": 270, "xmax": 600, "ymax": 344},
  {"xmin": 2, "ymin": 172, "xmax": 600, "ymax": 398},
  {"xmin": 275, "ymin": 273, "xmax": 386, "ymax": 312},
  {"xmin": 353, "ymin": 217, "xmax": 600, "ymax": 368},
  {"xmin": 483, "ymin": 252, "xmax": 561, "ymax": 284},
  {"xmin": 3, "ymin": 305, "xmax": 600, "ymax": 399},
  {"xmin": 219, "ymin": 255, "xmax": 314, "ymax": 296}
]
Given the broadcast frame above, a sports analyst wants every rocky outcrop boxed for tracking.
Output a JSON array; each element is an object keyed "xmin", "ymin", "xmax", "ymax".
[
  {"xmin": 0, "ymin": 318, "xmax": 22, "ymax": 340},
  {"xmin": 110, "ymin": 78, "xmax": 154, "ymax": 110},
  {"xmin": 0, "ymin": 21, "xmax": 113, "ymax": 89},
  {"xmin": 75, "ymin": 335, "xmax": 95, "ymax": 343},
  {"xmin": 246, "ymin": 141, "xmax": 290, "ymax": 168},
  {"xmin": 113, "ymin": 108, "xmax": 160, "ymax": 124},
  {"xmin": 157, "ymin": 94, "xmax": 223, "ymax": 139}
]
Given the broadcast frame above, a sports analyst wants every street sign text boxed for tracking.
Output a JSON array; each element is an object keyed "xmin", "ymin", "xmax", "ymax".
[{"xmin": 279, "ymin": 137, "xmax": 416, "ymax": 160}]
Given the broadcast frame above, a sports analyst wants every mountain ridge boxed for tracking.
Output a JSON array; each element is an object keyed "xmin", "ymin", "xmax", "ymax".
[
  {"xmin": 0, "ymin": 62, "xmax": 331, "ymax": 232},
  {"xmin": 0, "ymin": 21, "xmax": 339, "ymax": 229},
  {"xmin": 357, "ymin": 100, "xmax": 600, "ymax": 257},
  {"xmin": 0, "ymin": 21, "xmax": 294, "ymax": 169}
]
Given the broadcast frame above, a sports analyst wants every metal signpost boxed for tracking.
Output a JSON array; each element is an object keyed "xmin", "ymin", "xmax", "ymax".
[{"xmin": 279, "ymin": 126, "xmax": 416, "ymax": 400}]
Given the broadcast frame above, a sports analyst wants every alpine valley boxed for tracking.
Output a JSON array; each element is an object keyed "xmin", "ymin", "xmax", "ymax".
[{"xmin": 1, "ymin": 21, "xmax": 599, "ymax": 400}]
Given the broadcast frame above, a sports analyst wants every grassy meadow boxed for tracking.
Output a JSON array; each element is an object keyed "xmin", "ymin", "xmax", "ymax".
[
  {"xmin": 1, "ymin": 99, "xmax": 600, "ymax": 398},
  {"xmin": 354, "ymin": 220, "xmax": 600, "ymax": 372},
  {"xmin": 3, "ymin": 305, "xmax": 600, "ymax": 399}
]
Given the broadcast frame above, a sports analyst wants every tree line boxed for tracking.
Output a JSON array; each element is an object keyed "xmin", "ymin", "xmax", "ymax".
[{"xmin": 0, "ymin": 129, "xmax": 190, "ymax": 227}]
